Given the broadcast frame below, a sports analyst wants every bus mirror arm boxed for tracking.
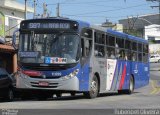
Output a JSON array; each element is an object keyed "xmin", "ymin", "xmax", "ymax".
[{"xmin": 12, "ymin": 29, "xmax": 19, "ymax": 50}]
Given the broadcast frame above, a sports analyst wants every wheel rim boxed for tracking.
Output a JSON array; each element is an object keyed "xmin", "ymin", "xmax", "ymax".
[{"xmin": 91, "ymin": 80, "xmax": 98, "ymax": 95}]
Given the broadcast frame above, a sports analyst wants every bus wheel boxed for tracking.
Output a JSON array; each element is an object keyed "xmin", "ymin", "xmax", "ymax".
[
  {"xmin": 5, "ymin": 88, "xmax": 14, "ymax": 102},
  {"xmin": 70, "ymin": 92, "xmax": 76, "ymax": 96},
  {"xmin": 56, "ymin": 93, "xmax": 62, "ymax": 98},
  {"xmin": 128, "ymin": 76, "xmax": 134, "ymax": 94},
  {"xmin": 118, "ymin": 76, "xmax": 134, "ymax": 95},
  {"xmin": 84, "ymin": 75, "xmax": 99, "ymax": 99}
]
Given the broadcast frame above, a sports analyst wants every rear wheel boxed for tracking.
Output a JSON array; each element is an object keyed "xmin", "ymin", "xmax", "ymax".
[
  {"xmin": 127, "ymin": 76, "xmax": 134, "ymax": 94},
  {"xmin": 158, "ymin": 59, "xmax": 160, "ymax": 63},
  {"xmin": 118, "ymin": 76, "xmax": 134, "ymax": 94},
  {"xmin": 84, "ymin": 75, "xmax": 99, "ymax": 99}
]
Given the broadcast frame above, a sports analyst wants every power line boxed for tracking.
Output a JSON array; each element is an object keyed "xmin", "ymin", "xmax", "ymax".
[
  {"xmin": 146, "ymin": 0, "xmax": 160, "ymax": 24},
  {"xmin": 47, "ymin": 0, "xmax": 117, "ymax": 5},
  {"xmin": 63, "ymin": 4, "xmax": 149, "ymax": 16}
]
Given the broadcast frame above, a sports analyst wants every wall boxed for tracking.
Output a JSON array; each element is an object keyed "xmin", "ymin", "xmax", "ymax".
[
  {"xmin": 145, "ymin": 24, "xmax": 160, "ymax": 54},
  {"xmin": 0, "ymin": 11, "xmax": 5, "ymax": 43}
]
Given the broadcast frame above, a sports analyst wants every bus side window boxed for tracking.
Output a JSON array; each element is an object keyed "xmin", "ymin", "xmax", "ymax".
[
  {"xmin": 107, "ymin": 47, "xmax": 115, "ymax": 59},
  {"xmin": 108, "ymin": 35, "xmax": 115, "ymax": 46},
  {"xmin": 95, "ymin": 45, "xmax": 105, "ymax": 57},
  {"xmin": 85, "ymin": 39, "xmax": 92, "ymax": 57},
  {"xmin": 81, "ymin": 39, "xmax": 85, "ymax": 57},
  {"xmin": 131, "ymin": 52, "xmax": 137, "ymax": 61}
]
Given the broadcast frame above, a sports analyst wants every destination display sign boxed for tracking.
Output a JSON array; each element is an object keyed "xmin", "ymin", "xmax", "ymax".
[
  {"xmin": 19, "ymin": 51, "xmax": 39, "ymax": 58},
  {"xmin": 28, "ymin": 23, "xmax": 70, "ymax": 29}
]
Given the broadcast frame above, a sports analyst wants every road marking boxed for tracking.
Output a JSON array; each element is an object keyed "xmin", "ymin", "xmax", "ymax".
[{"xmin": 150, "ymin": 80, "xmax": 160, "ymax": 95}]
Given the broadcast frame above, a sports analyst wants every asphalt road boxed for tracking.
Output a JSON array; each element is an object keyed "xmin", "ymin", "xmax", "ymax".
[{"xmin": 0, "ymin": 63, "xmax": 160, "ymax": 115}]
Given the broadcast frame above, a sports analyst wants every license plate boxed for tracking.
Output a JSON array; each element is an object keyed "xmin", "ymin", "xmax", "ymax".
[{"xmin": 39, "ymin": 81, "xmax": 49, "ymax": 86}]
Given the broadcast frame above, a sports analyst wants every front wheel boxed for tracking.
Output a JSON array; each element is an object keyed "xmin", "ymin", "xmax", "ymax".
[
  {"xmin": 84, "ymin": 75, "xmax": 99, "ymax": 99},
  {"xmin": 5, "ymin": 88, "xmax": 14, "ymax": 102},
  {"xmin": 70, "ymin": 92, "xmax": 76, "ymax": 96},
  {"xmin": 56, "ymin": 93, "xmax": 62, "ymax": 98}
]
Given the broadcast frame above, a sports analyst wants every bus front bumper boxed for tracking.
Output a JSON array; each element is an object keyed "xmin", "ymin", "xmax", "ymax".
[{"xmin": 16, "ymin": 74, "xmax": 79, "ymax": 91}]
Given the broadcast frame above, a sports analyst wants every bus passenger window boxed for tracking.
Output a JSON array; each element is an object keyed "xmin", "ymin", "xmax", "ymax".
[
  {"xmin": 95, "ymin": 45, "xmax": 105, "ymax": 57},
  {"xmin": 118, "ymin": 50, "xmax": 125, "ymax": 59},
  {"xmin": 138, "ymin": 53, "xmax": 142, "ymax": 62},
  {"xmin": 124, "ymin": 50, "xmax": 129, "ymax": 60},
  {"xmin": 116, "ymin": 38, "xmax": 124, "ymax": 48},
  {"xmin": 85, "ymin": 39, "xmax": 92, "ymax": 57},
  {"xmin": 81, "ymin": 39, "xmax": 85, "ymax": 57},
  {"xmin": 107, "ymin": 47, "xmax": 115, "ymax": 59},
  {"xmin": 108, "ymin": 36, "xmax": 115, "ymax": 46},
  {"xmin": 125, "ymin": 40, "xmax": 131, "ymax": 50},
  {"xmin": 131, "ymin": 52, "xmax": 137, "ymax": 61}
]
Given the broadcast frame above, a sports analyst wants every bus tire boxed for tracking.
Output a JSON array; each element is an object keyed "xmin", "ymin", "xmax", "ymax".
[
  {"xmin": 70, "ymin": 92, "xmax": 76, "ymax": 96},
  {"xmin": 56, "ymin": 93, "xmax": 62, "ymax": 98},
  {"xmin": 127, "ymin": 76, "xmax": 134, "ymax": 94},
  {"xmin": 118, "ymin": 76, "xmax": 134, "ymax": 95},
  {"xmin": 5, "ymin": 88, "xmax": 14, "ymax": 102},
  {"xmin": 84, "ymin": 75, "xmax": 99, "ymax": 99}
]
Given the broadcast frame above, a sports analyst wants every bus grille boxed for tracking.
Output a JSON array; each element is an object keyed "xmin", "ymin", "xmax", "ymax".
[
  {"xmin": 29, "ymin": 76, "xmax": 61, "ymax": 79},
  {"xmin": 31, "ymin": 85, "xmax": 58, "ymax": 88},
  {"xmin": 30, "ymin": 82, "xmax": 58, "ymax": 88}
]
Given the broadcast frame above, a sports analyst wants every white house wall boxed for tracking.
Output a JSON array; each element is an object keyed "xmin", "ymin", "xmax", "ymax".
[{"xmin": 145, "ymin": 24, "xmax": 160, "ymax": 54}]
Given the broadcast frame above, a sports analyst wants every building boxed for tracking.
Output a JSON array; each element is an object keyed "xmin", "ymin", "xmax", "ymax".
[
  {"xmin": 101, "ymin": 21, "xmax": 123, "ymax": 32},
  {"xmin": 119, "ymin": 14, "xmax": 160, "ymax": 38},
  {"xmin": 0, "ymin": 0, "xmax": 34, "ymax": 42},
  {"xmin": 145, "ymin": 24, "xmax": 160, "ymax": 54},
  {"xmin": 0, "ymin": 0, "xmax": 34, "ymax": 74}
]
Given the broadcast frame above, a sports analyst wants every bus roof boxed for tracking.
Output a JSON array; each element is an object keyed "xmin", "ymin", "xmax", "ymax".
[
  {"xmin": 107, "ymin": 29, "xmax": 148, "ymax": 44},
  {"xmin": 91, "ymin": 25, "xmax": 148, "ymax": 44}
]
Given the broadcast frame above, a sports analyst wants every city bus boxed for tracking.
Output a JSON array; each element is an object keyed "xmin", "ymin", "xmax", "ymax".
[{"xmin": 13, "ymin": 17, "xmax": 149, "ymax": 99}]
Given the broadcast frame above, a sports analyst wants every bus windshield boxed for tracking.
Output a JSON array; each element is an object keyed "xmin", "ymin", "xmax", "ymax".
[{"xmin": 19, "ymin": 33, "xmax": 80, "ymax": 64}]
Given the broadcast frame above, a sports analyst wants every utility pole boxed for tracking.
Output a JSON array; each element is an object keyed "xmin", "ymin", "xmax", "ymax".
[
  {"xmin": 33, "ymin": 0, "xmax": 36, "ymax": 18},
  {"xmin": 25, "ymin": 0, "xmax": 27, "ymax": 19},
  {"xmin": 146, "ymin": 0, "xmax": 160, "ymax": 24},
  {"xmin": 42, "ymin": 2, "xmax": 47, "ymax": 18},
  {"xmin": 56, "ymin": 3, "xmax": 60, "ymax": 17}
]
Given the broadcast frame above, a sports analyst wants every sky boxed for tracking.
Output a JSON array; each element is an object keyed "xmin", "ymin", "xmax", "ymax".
[{"xmin": 19, "ymin": 0, "xmax": 158, "ymax": 24}]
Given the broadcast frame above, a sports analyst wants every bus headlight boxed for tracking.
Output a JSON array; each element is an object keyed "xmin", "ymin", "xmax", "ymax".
[{"xmin": 61, "ymin": 69, "xmax": 79, "ymax": 80}]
